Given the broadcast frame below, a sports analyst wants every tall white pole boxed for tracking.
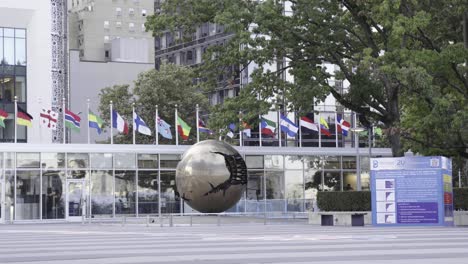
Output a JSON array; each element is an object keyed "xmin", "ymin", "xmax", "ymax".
[
  {"xmin": 14, "ymin": 96, "xmax": 17, "ymax": 143},
  {"xmin": 318, "ymin": 112, "xmax": 322, "ymax": 148},
  {"xmin": 110, "ymin": 100, "xmax": 113, "ymax": 145},
  {"xmin": 335, "ymin": 112, "xmax": 339, "ymax": 148},
  {"xmin": 196, "ymin": 104, "xmax": 200, "ymax": 143},
  {"xmin": 459, "ymin": 169, "xmax": 462, "ymax": 188},
  {"xmin": 155, "ymin": 105, "xmax": 159, "ymax": 146},
  {"xmin": 259, "ymin": 115, "xmax": 262, "ymax": 147},
  {"xmin": 355, "ymin": 112, "xmax": 361, "ymax": 190},
  {"xmin": 299, "ymin": 112, "xmax": 302, "ymax": 148},
  {"xmin": 62, "ymin": 97, "xmax": 66, "ymax": 144},
  {"xmin": 175, "ymin": 104, "xmax": 178, "ymax": 146},
  {"xmin": 132, "ymin": 103, "xmax": 136, "ymax": 145},
  {"xmin": 278, "ymin": 110, "xmax": 282, "ymax": 147},
  {"xmin": 239, "ymin": 111, "xmax": 243, "ymax": 147},
  {"xmin": 87, "ymin": 98, "xmax": 90, "ymax": 144}
]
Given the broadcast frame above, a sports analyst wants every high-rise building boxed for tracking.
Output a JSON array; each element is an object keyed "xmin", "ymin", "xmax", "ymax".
[{"xmin": 68, "ymin": 0, "xmax": 154, "ymax": 63}]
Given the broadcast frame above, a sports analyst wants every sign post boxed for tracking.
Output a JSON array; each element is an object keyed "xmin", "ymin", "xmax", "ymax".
[{"xmin": 371, "ymin": 156, "xmax": 453, "ymax": 226}]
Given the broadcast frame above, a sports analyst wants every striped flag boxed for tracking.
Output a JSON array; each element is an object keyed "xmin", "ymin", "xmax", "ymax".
[
  {"xmin": 89, "ymin": 110, "xmax": 104, "ymax": 134},
  {"xmin": 17, "ymin": 106, "xmax": 33, "ymax": 127},
  {"xmin": 320, "ymin": 117, "xmax": 331, "ymax": 136},
  {"xmin": 0, "ymin": 109, "xmax": 8, "ymax": 128},
  {"xmin": 261, "ymin": 118, "xmax": 276, "ymax": 136},
  {"xmin": 177, "ymin": 115, "xmax": 191, "ymax": 140},
  {"xmin": 65, "ymin": 109, "xmax": 81, "ymax": 133}
]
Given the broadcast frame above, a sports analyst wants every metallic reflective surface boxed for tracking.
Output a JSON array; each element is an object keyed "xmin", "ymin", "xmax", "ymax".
[{"xmin": 176, "ymin": 140, "xmax": 247, "ymax": 213}]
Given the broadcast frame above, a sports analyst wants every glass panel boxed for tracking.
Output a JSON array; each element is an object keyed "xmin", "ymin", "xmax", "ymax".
[
  {"xmin": 0, "ymin": 152, "xmax": 2, "ymax": 168},
  {"xmin": 5, "ymin": 153, "xmax": 14, "ymax": 169},
  {"xmin": 68, "ymin": 169, "xmax": 88, "ymax": 179},
  {"xmin": 246, "ymin": 170, "xmax": 264, "ymax": 213},
  {"xmin": 68, "ymin": 181, "xmax": 84, "ymax": 217},
  {"xmin": 160, "ymin": 154, "xmax": 180, "ymax": 169},
  {"xmin": 323, "ymin": 156, "xmax": 340, "ymax": 170},
  {"xmin": 138, "ymin": 171, "xmax": 158, "ymax": 214},
  {"xmin": 265, "ymin": 155, "xmax": 283, "ymax": 169},
  {"xmin": 285, "ymin": 170, "xmax": 304, "ymax": 212},
  {"xmin": 15, "ymin": 76, "xmax": 26, "ymax": 102},
  {"xmin": 15, "ymin": 29, "xmax": 26, "ymax": 38},
  {"xmin": 343, "ymin": 172, "xmax": 357, "ymax": 191},
  {"xmin": 90, "ymin": 170, "xmax": 113, "ymax": 216},
  {"xmin": 17, "ymin": 153, "xmax": 40, "ymax": 168},
  {"xmin": 3, "ymin": 77, "xmax": 14, "ymax": 102},
  {"xmin": 3, "ymin": 28, "xmax": 14, "ymax": 37},
  {"xmin": 115, "ymin": 170, "xmax": 136, "ymax": 215},
  {"xmin": 324, "ymin": 171, "xmax": 341, "ymax": 191},
  {"xmin": 90, "ymin": 153, "xmax": 113, "ymax": 169},
  {"xmin": 138, "ymin": 154, "xmax": 158, "ymax": 169},
  {"xmin": 265, "ymin": 171, "xmax": 284, "ymax": 199},
  {"xmin": 304, "ymin": 156, "xmax": 321, "ymax": 170},
  {"xmin": 342, "ymin": 156, "xmax": 357, "ymax": 170},
  {"xmin": 16, "ymin": 170, "xmax": 40, "ymax": 220},
  {"xmin": 245, "ymin": 155, "xmax": 263, "ymax": 169},
  {"xmin": 160, "ymin": 171, "xmax": 180, "ymax": 214},
  {"xmin": 42, "ymin": 171, "xmax": 65, "ymax": 219},
  {"xmin": 15, "ymin": 38, "xmax": 26, "ymax": 65},
  {"xmin": 68, "ymin": 153, "xmax": 89, "ymax": 168},
  {"xmin": 115, "ymin": 153, "xmax": 136, "ymax": 169},
  {"xmin": 285, "ymin": 156, "xmax": 303, "ymax": 169},
  {"xmin": 361, "ymin": 156, "xmax": 370, "ymax": 171},
  {"xmin": 4, "ymin": 171, "xmax": 14, "ymax": 221},
  {"xmin": 41, "ymin": 153, "xmax": 65, "ymax": 169},
  {"xmin": 0, "ymin": 36, "xmax": 3, "ymax": 65},
  {"xmin": 3, "ymin": 37, "xmax": 14, "ymax": 65},
  {"xmin": 361, "ymin": 171, "xmax": 370, "ymax": 191}
]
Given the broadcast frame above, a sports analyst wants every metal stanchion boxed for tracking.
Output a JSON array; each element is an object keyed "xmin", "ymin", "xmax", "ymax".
[
  {"xmin": 264, "ymin": 212, "xmax": 267, "ymax": 225},
  {"xmin": 160, "ymin": 216, "xmax": 163, "ymax": 227},
  {"xmin": 190, "ymin": 215, "xmax": 193, "ymax": 227},
  {"xmin": 169, "ymin": 214, "xmax": 173, "ymax": 227},
  {"xmin": 122, "ymin": 216, "xmax": 126, "ymax": 227},
  {"xmin": 81, "ymin": 214, "xmax": 85, "ymax": 225},
  {"xmin": 217, "ymin": 214, "xmax": 221, "ymax": 226},
  {"xmin": 146, "ymin": 215, "xmax": 150, "ymax": 227}
]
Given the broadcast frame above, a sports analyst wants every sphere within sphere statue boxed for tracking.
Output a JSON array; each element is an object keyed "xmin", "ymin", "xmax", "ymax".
[{"xmin": 176, "ymin": 140, "xmax": 248, "ymax": 213}]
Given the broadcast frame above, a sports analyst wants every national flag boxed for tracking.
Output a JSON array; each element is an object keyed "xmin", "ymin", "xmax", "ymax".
[
  {"xmin": 300, "ymin": 116, "xmax": 318, "ymax": 132},
  {"xmin": 177, "ymin": 115, "xmax": 191, "ymax": 140},
  {"xmin": 0, "ymin": 109, "xmax": 8, "ymax": 128},
  {"xmin": 157, "ymin": 116, "xmax": 172, "ymax": 139},
  {"xmin": 112, "ymin": 110, "xmax": 129, "ymax": 134},
  {"xmin": 17, "ymin": 106, "xmax": 33, "ymax": 127},
  {"xmin": 65, "ymin": 109, "xmax": 81, "ymax": 133},
  {"xmin": 226, "ymin": 123, "xmax": 236, "ymax": 138},
  {"xmin": 261, "ymin": 118, "xmax": 276, "ymax": 136},
  {"xmin": 337, "ymin": 116, "xmax": 351, "ymax": 136},
  {"xmin": 242, "ymin": 121, "xmax": 251, "ymax": 138},
  {"xmin": 280, "ymin": 115, "xmax": 299, "ymax": 137},
  {"xmin": 88, "ymin": 110, "xmax": 104, "ymax": 134},
  {"xmin": 320, "ymin": 117, "xmax": 331, "ymax": 136},
  {"xmin": 133, "ymin": 112, "xmax": 151, "ymax": 135},
  {"xmin": 198, "ymin": 119, "xmax": 213, "ymax": 134},
  {"xmin": 40, "ymin": 109, "xmax": 58, "ymax": 130}
]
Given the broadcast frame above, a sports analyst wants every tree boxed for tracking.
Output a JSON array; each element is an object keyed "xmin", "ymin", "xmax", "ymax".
[
  {"xmin": 98, "ymin": 63, "xmax": 209, "ymax": 144},
  {"xmin": 146, "ymin": 0, "xmax": 467, "ymax": 158}
]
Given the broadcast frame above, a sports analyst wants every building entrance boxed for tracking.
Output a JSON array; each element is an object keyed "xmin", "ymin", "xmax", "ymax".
[{"xmin": 66, "ymin": 180, "xmax": 86, "ymax": 221}]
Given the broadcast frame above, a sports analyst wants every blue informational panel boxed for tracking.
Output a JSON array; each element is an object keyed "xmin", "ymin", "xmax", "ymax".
[{"xmin": 371, "ymin": 156, "xmax": 453, "ymax": 226}]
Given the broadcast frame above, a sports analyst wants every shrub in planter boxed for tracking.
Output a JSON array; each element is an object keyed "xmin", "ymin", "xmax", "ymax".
[
  {"xmin": 317, "ymin": 191, "xmax": 371, "ymax": 212},
  {"xmin": 453, "ymin": 188, "xmax": 468, "ymax": 211}
]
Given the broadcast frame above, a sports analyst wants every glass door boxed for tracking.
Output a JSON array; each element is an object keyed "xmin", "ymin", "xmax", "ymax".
[
  {"xmin": 0, "ymin": 180, "xmax": 3, "ymax": 223},
  {"xmin": 66, "ymin": 180, "xmax": 86, "ymax": 221}
]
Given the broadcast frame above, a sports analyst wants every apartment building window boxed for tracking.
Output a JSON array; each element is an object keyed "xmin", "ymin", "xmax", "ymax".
[
  {"xmin": 116, "ymin": 7, "xmax": 122, "ymax": 16},
  {"xmin": 116, "ymin": 21, "xmax": 122, "ymax": 29},
  {"xmin": 104, "ymin": 21, "xmax": 110, "ymax": 30},
  {"xmin": 129, "ymin": 8, "xmax": 135, "ymax": 16},
  {"xmin": 129, "ymin": 23, "xmax": 135, "ymax": 32},
  {"xmin": 141, "ymin": 9, "xmax": 147, "ymax": 17}
]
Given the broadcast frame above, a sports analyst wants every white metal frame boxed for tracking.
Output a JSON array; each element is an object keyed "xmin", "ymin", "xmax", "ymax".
[{"xmin": 65, "ymin": 179, "xmax": 86, "ymax": 222}]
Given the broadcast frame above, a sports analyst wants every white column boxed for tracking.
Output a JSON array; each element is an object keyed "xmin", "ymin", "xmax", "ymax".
[
  {"xmin": 14, "ymin": 96, "xmax": 17, "ymax": 143},
  {"xmin": 239, "ymin": 111, "xmax": 243, "ymax": 147},
  {"xmin": 196, "ymin": 104, "xmax": 200, "ymax": 143},
  {"xmin": 318, "ymin": 112, "xmax": 321, "ymax": 148},
  {"xmin": 87, "ymin": 98, "xmax": 90, "ymax": 144},
  {"xmin": 278, "ymin": 110, "xmax": 282, "ymax": 147},
  {"xmin": 335, "ymin": 112, "xmax": 338, "ymax": 148},
  {"xmin": 132, "ymin": 103, "xmax": 136, "ymax": 145},
  {"xmin": 62, "ymin": 97, "xmax": 66, "ymax": 144},
  {"xmin": 110, "ymin": 101, "xmax": 113, "ymax": 145},
  {"xmin": 155, "ymin": 105, "xmax": 159, "ymax": 146},
  {"xmin": 175, "ymin": 104, "xmax": 178, "ymax": 146},
  {"xmin": 259, "ymin": 115, "xmax": 262, "ymax": 147}
]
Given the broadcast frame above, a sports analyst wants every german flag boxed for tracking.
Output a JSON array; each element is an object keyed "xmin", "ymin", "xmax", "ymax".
[{"xmin": 17, "ymin": 106, "xmax": 33, "ymax": 127}]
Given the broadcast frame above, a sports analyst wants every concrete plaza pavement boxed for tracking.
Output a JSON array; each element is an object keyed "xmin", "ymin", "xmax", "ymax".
[{"xmin": 0, "ymin": 221, "xmax": 468, "ymax": 264}]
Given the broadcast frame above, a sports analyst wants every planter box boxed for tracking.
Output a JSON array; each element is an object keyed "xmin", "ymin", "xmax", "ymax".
[
  {"xmin": 455, "ymin": 211, "xmax": 468, "ymax": 226},
  {"xmin": 309, "ymin": 211, "xmax": 372, "ymax": 226}
]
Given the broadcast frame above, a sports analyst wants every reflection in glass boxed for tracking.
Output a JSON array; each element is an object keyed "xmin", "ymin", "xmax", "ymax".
[
  {"xmin": 115, "ymin": 170, "xmax": 136, "ymax": 215},
  {"xmin": 138, "ymin": 154, "xmax": 158, "ymax": 169},
  {"xmin": 285, "ymin": 156, "xmax": 302, "ymax": 169},
  {"xmin": 41, "ymin": 153, "xmax": 65, "ymax": 169},
  {"xmin": 343, "ymin": 172, "xmax": 357, "ymax": 191},
  {"xmin": 245, "ymin": 156, "xmax": 263, "ymax": 169},
  {"xmin": 90, "ymin": 170, "xmax": 113, "ymax": 216},
  {"xmin": 4, "ymin": 171, "xmax": 14, "ymax": 221},
  {"xmin": 138, "ymin": 171, "xmax": 159, "ymax": 214},
  {"xmin": 160, "ymin": 171, "xmax": 179, "ymax": 214},
  {"xmin": 265, "ymin": 171, "xmax": 284, "ymax": 199},
  {"xmin": 15, "ymin": 38, "xmax": 26, "ymax": 65},
  {"xmin": 265, "ymin": 155, "xmax": 283, "ymax": 169},
  {"xmin": 324, "ymin": 171, "xmax": 341, "ymax": 191},
  {"xmin": 342, "ymin": 156, "xmax": 357, "ymax": 169},
  {"xmin": 3, "ymin": 77, "xmax": 14, "ymax": 101},
  {"xmin": 323, "ymin": 156, "xmax": 340, "ymax": 170},
  {"xmin": 115, "ymin": 153, "xmax": 136, "ymax": 169},
  {"xmin": 304, "ymin": 156, "xmax": 321, "ymax": 170},
  {"xmin": 16, "ymin": 170, "xmax": 40, "ymax": 220},
  {"xmin": 285, "ymin": 170, "xmax": 304, "ymax": 212},
  {"xmin": 68, "ymin": 153, "xmax": 89, "ymax": 168},
  {"xmin": 68, "ymin": 181, "xmax": 84, "ymax": 217},
  {"xmin": 90, "ymin": 153, "xmax": 113, "ymax": 169},
  {"xmin": 5, "ymin": 153, "xmax": 14, "ymax": 168},
  {"xmin": 361, "ymin": 171, "xmax": 370, "ymax": 191},
  {"xmin": 246, "ymin": 170, "xmax": 264, "ymax": 213},
  {"xmin": 4, "ymin": 37, "xmax": 14, "ymax": 65},
  {"xmin": 160, "ymin": 155, "xmax": 180, "ymax": 169},
  {"xmin": 15, "ymin": 76, "xmax": 26, "ymax": 102},
  {"xmin": 42, "ymin": 171, "xmax": 65, "ymax": 219}
]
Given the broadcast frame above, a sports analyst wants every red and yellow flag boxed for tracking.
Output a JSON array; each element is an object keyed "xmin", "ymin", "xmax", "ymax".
[
  {"xmin": 17, "ymin": 107, "xmax": 33, "ymax": 127},
  {"xmin": 0, "ymin": 109, "xmax": 8, "ymax": 128}
]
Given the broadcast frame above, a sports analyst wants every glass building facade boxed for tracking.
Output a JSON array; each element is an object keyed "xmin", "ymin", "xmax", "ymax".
[
  {"xmin": 0, "ymin": 144, "xmax": 391, "ymax": 223},
  {"xmin": 0, "ymin": 27, "xmax": 27, "ymax": 142}
]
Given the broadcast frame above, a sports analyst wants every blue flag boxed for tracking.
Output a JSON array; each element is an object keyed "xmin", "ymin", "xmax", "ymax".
[
  {"xmin": 157, "ymin": 116, "xmax": 172, "ymax": 139},
  {"xmin": 280, "ymin": 115, "xmax": 299, "ymax": 137}
]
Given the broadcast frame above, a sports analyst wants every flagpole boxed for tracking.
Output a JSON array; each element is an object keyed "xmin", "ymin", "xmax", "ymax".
[
  {"xmin": 175, "ymin": 104, "xmax": 178, "ymax": 146},
  {"xmin": 110, "ymin": 100, "xmax": 113, "ymax": 145},
  {"xmin": 196, "ymin": 104, "xmax": 200, "ymax": 143},
  {"xmin": 155, "ymin": 105, "xmax": 159, "ymax": 146},
  {"xmin": 335, "ymin": 112, "xmax": 338, "ymax": 148},
  {"xmin": 278, "ymin": 110, "xmax": 282, "ymax": 147},
  {"xmin": 132, "ymin": 103, "xmax": 136, "ymax": 145},
  {"xmin": 14, "ymin": 96, "xmax": 17, "ymax": 143},
  {"xmin": 239, "ymin": 111, "xmax": 242, "ymax": 147},
  {"xmin": 258, "ymin": 115, "xmax": 262, "ymax": 147},
  {"xmin": 318, "ymin": 112, "xmax": 321, "ymax": 148},
  {"xmin": 87, "ymin": 98, "xmax": 90, "ymax": 144},
  {"xmin": 62, "ymin": 97, "xmax": 66, "ymax": 144},
  {"xmin": 298, "ymin": 112, "xmax": 302, "ymax": 148}
]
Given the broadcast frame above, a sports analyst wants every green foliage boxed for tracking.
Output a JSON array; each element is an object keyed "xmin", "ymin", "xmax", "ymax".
[
  {"xmin": 317, "ymin": 191, "xmax": 371, "ymax": 212},
  {"xmin": 454, "ymin": 188, "xmax": 468, "ymax": 211},
  {"xmin": 146, "ymin": 0, "xmax": 468, "ymax": 160},
  {"xmin": 98, "ymin": 63, "xmax": 209, "ymax": 144}
]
